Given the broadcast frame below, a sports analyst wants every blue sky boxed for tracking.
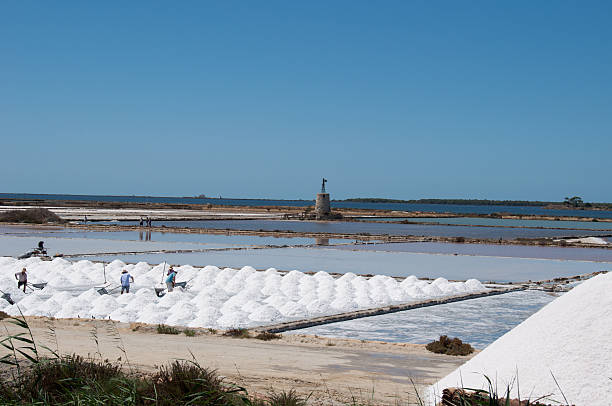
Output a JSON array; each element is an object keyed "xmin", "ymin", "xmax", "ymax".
[{"xmin": 1, "ymin": 1, "xmax": 611, "ymax": 201}]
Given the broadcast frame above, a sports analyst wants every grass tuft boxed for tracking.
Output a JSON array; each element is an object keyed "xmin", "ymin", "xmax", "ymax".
[{"xmin": 267, "ymin": 389, "xmax": 308, "ymax": 406}]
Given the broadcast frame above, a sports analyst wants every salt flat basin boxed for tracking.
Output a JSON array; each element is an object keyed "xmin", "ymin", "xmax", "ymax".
[
  {"xmin": 0, "ymin": 225, "xmax": 345, "ymax": 246},
  {"xmin": 0, "ymin": 235, "xmax": 233, "ymax": 257},
  {"xmin": 291, "ymin": 289, "xmax": 557, "ymax": 348},
  {"xmin": 339, "ymin": 241, "xmax": 612, "ymax": 262},
  {"xmin": 70, "ymin": 247, "xmax": 612, "ymax": 283},
  {"xmin": 379, "ymin": 216, "xmax": 612, "ymax": 230},
  {"xmin": 93, "ymin": 219, "xmax": 612, "ymax": 239}
]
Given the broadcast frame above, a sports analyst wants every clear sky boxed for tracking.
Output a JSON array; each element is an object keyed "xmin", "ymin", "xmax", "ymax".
[{"xmin": 1, "ymin": 1, "xmax": 611, "ymax": 201}]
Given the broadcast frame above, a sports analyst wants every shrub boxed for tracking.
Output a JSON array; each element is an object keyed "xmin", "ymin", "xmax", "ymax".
[
  {"xmin": 0, "ymin": 208, "xmax": 64, "ymax": 224},
  {"xmin": 426, "ymin": 335, "xmax": 474, "ymax": 356},
  {"xmin": 183, "ymin": 329, "xmax": 196, "ymax": 337},
  {"xmin": 255, "ymin": 332, "xmax": 281, "ymax": 341},
  {"xmin": 223, "ymin": 328, "xmax": 250, "ymax": 338},
  {"xmin": 157, "ymin": 324, "xmax": 180, "ymax": 335}
]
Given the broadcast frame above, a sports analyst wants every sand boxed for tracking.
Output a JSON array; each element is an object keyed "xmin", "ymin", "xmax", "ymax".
[{"xmin": 1, "ymin": 316, "xmax": 470, "ymax": 405}]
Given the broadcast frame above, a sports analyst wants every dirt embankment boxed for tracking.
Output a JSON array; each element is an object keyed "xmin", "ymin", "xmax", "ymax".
[
  {"xmin": 62, "ymin": 223, "xmax": 612, "ymax": 250},
  {"xmin": 1, "ymin": 316, "xmax": 470, "ymax": 405},
  {"xmin": 2, "ymin": 197, "xmax": 611, "ymax": 222}
]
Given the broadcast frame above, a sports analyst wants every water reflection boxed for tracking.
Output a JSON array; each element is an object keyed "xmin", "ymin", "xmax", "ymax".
[
  {"xmin": 94, "ymin": 220, "xmax": 612, "ymax": 240},
  {"xmin": 315, "ymin": 237, "xmax": 329, "ymax": 246}
]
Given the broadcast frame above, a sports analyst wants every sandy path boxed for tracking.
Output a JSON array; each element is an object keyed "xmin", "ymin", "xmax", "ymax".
[{"xmin": 2, "ymin": 317, "xmax": 470, "ymax": 405}]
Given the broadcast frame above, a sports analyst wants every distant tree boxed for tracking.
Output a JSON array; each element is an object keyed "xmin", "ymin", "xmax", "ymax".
[{"xmin": 564, "ymin": 196, "xmax": 584, "ymax": 207}]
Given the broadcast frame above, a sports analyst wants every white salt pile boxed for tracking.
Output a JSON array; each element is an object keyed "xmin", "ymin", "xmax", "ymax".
[
  {"xmin": 564, "ymin": 236, "xmax": 608, "ymax": 245},
  {"xmin": 430, "ymin": 271, "xmax": 612, "ymax": 406},
  {"xmin": 0, "ymin": 257, "xmax": 487, "ymax": 330}
]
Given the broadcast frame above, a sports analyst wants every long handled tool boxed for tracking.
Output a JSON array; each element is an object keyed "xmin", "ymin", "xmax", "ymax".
[
  {"xmin": 97, "ymin": 284, "xmax": 121, "ymax": 295},
  {"xmin": 95, "ymin": 263, "xmax": 112, "ymax": 294},
  {"xmin": 160, "ymin": 261, "xmax": 167, "ymax": 284},
  {"xmin": 154, "ymin": 262, "xmax": 169, "ymax": 297}
]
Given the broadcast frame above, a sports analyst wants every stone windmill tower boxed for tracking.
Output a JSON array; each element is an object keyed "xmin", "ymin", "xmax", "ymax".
[{"xmin": 315, "ymin": 178, "xmax": 331, "ymax": 219}]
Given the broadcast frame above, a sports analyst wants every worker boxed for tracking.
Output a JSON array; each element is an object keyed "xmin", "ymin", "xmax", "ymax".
[
  {"xmin": 15, "ymin": 268, "xmax": 27, "ymax": 293},
  {"xmin": 120, "ymin": 270, "xmax": 134, "ymax": 294},
  {"xmin": 167, "ymin": 266, "xmax": 175, "ymax": 276},
  {"xmin": 165, "ymin": 268, "xmax": 177, "ymax": 292}
]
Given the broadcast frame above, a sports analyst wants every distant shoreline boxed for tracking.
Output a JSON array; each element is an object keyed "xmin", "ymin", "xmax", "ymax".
[
  {"xmin": 2, "ymin": 193, "xmax": 611, "ymax": 210},
  {"xmin": 341, "ymin": 197, "xmax": 612, "ymax": 210}
]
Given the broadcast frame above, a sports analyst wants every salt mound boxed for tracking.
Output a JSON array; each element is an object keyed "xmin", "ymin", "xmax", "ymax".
[
  {"xmin": 278, "ymin": 301, "xmax": 308, "ymax": 318},
  {"xmin": 264, "ymin": 267, "xmax": 279, "ymax": 275},
  {"xmin": 0, "ymin": 257, "xmax": 488, "ymax": 334},
  {"xmin": 403, "ymin": 275, "xmax": 418, "ymax": 284},
  {"xmin": 431, "ymin": 277, "xmax": 448, "ymax": 287},
  {"xmin": 217, "ymin": 310, "xmax": 251, "ymax": 328},
  {"xmin": 188, "ymin": 307, "xmax": 222, "ymax": 328},
  {"xmin": 157, "ymin": 291, "xmax": 184, "ymax": 308},
  {"xmin": 30, "ymin": 298, "xmax": 62, "ymax": 317},
  {"xmin": 329, "ymin": 296, "xmax": 359, "ymax": 312},
  {"xmin": 166, "ymin": 301, "xmax": 197, "ymax": 326},
  {"xmin": 248, "ymin": 305, "xmax": 283, "ymax": 323},
  {"xmin": 565, "ymin": 237, "xmax": 608, "ymax": 245},
  {"xmin": 108, "ymin": 307, "xmax": 139, "ymax": 323},
  {"xmin": 465, "ymin": 279, "xmax": 485, "ymax": 291},
  {"xmin": 306, "ymin": 299, "xmax": 330, "ymax": 315},
  {"xmin": 138, "ymin": 304, "xmax": 169, "ymax": 324},
  {"xmin": 430, "ymin": 273, "xmax": 612, "ymax": 406},
  {"xmin": 55, "ymin": 297, "xmax": 91, "ymax": 318},
  {"xmin": 91, "ymin": 295, "xmax": 120, "ymax": 318}
]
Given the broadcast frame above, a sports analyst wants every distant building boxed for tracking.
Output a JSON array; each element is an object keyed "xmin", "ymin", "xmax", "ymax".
[{"xmin": 315, "ymin": 178, "xmax": 331, "ymax": 219}]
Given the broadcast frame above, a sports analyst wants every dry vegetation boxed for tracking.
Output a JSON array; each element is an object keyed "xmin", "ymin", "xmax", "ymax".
[
  {"xmin": 426, "ymin": 335, "xmax": 474, "ymax": 356},
  {"xmin": 0, "ymin": 208, "xmax": 64, "ymax": 224}
]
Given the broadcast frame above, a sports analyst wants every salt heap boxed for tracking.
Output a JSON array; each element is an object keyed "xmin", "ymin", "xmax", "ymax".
[
  {"xmin": 0, "ymin": 257, "xmax": 488, "ymax": 331},
  {"xmin": 430, "ymin": 272, "xmax": 612, "ymax": 406}
]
